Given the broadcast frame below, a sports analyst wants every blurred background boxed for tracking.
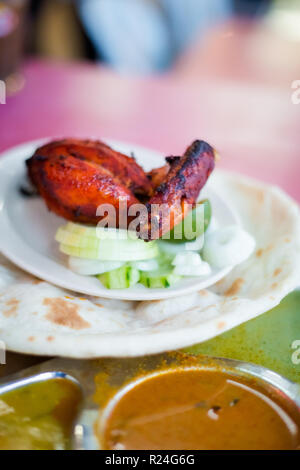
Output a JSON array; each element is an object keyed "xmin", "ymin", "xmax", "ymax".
[
  {"xmin": 0, "ymin": 0, "xmax": 299, "ymax": 198},
  {"xmin": 0, "ymin": 0, "xmax": 299, "ymax": 380},
  {"xmin": 2, "ymin": 0, "xmax": 299, "ymax": 76},
  {"xmin": 26, "ymin": 0, "xmax": 271, "ymax": 73}
]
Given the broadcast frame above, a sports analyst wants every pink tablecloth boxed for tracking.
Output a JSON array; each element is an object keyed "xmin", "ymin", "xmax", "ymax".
[{"xmin": 0, "ymin": 58, "xmax": 299, "ymax": 202}]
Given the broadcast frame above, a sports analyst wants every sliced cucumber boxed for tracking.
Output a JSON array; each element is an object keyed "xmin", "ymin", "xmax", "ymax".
[
  {"xmin": 56, "ymin": 228, "xmax": 103, "ymax": 249},
  {"xmin": 56, "ymin": 223, "xmax": 158, "ymax": 261},
  {"xmin": 64, "ymin": 223, "xmax": 139, "ymax": 240},
  {"xmin": 164, "ymin": 200, "xmax": 212, "ymax": 243},
  {"xmin": 98, "ymin": 265, "xmax": 140, "ymax": 289},
  {"xmin": 59, "ymin": 242, "xmax": 158, "ymax": 261},
  {"xmin": 139, "ymin": 268, "xmax": 181, "ymax": 288},
  {"xmin": 68, "ymin": 257, "xmax": 124, "ymax": 275},
  {"xmin": 56, "ymin": 227, "xmax": 144, "ymax": 248}
]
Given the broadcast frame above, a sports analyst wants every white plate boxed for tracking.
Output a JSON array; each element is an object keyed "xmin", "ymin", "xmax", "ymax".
[{"xmin": 0, "ymin": 139, "xmax": 238, "ymax": 300}]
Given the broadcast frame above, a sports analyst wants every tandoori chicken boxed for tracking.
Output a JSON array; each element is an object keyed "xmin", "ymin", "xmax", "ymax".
[{"xmin": 26, "ymin": 138, "xmax": 216, "ymax": 240}]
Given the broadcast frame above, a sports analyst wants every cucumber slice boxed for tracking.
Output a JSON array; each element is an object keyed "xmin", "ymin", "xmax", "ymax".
[
  {"xmin": 139, "ymin": 268, "xmax": 181, "ymax": 288},
  {"xmin": 65, "ymin": 223, "xmax": 138, "ymax": 240},
  {"xmin": 98, "ymin": 265, "xmax": 140, "ymax": 289},
  {"xmin": 56, "ymin": 224, "xmax": 158, "ymax": 261},
  {"xmin": 165, "ymin": 200, "xmax": 212, "ymax": 243},
  {"xmin": 56, "ymin": 228, "xmax": 102, "ymax": 249},
  {"xmin": 60, "ymin": 242, "xmax": 158, "ymax": 261},
  {"xmin": 56, "ymin": 227, "xmax": 144, "ymax": 248}
]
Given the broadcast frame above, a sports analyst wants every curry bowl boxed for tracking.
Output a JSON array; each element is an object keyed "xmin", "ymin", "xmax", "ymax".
[
  {"xmin": 1, "ymin": 353, "xmax": 300, "ymax": 450},
  {"xmin": 0, "ymin": 371, "xmax": 82, "ymax": 450},
  {"xmin": 91, "ymin": 356, "xmax": 300, "ymax": 450}
]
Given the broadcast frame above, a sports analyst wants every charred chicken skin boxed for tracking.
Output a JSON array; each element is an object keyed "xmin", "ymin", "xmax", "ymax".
[
  {"xmin": 26, "ymin": 138, "xmax": 216, "ymax": 239},
  {"xmin": 27, "ymin": 152, "xmax": 140, "ymax": 225},
  {"xmin": 29, "ymin": 139, "xmax": 153, "ymax": 197},
  {"xmin": 140, "ymin": 140, "xmax": 216, "ymax": 240},
  {"xmin": 146, "ymin": 164, "xmax": 170, "ymax": 191}
]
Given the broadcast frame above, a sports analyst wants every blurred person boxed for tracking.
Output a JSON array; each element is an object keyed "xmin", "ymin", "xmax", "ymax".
[
  {"xmin": 77, "ymin": 0, "xmax": 233, "ymax": 74},
  {"xmin": 27, "ymin": 0, "xmax": 271, "ymax": 72},
  {"xmin": 76, "ymin": 0, "xmax": 271, "ymax": 74}
]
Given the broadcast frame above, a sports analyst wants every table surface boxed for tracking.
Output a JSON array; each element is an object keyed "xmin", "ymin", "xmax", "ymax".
[{"xmin": 0, "ymin": 18, "xmax": 299, "ymax": 380}]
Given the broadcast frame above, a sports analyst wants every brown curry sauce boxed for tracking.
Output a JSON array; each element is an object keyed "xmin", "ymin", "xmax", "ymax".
[{"xmin": 101, "ymin": 368, "xmax": 300, "ymax": 450}]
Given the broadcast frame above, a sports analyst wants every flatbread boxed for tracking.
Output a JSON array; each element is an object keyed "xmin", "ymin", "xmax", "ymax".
[{"xmin": 0, "ymin": 170, "xmax": 299, "ymax": 358}]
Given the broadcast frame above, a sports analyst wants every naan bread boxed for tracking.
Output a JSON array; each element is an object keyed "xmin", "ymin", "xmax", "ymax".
[{"xmin": 0, "ymin": 170, "xmax": 299, "ymax": 357}]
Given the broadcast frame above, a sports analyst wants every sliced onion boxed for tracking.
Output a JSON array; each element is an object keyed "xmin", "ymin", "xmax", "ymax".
[
  {"xmin": 205, "ymin": 216, "xmax": 219, "ymax": 235},
  {"xmin": 172, "ymin": 251, "xmax": 211, "ymax": 276},
  {"xmin": 184, "ymin": 234, "xmax": 204, "ymax": 251},
  {"xmin": 202, "ymin": 225, "xmax": 255, "ymax": 269},
  {"xmin": 172, "ymin": 251, "xmax": 203, "ymax": 267},
  {"xmin": 68, "ymin": 257, "xmax": 124, "ymax": 275},
  {"xmin": 173, "ymin": 262, "xmax": 211, "ymax": 277},
  {"xmin": 131, "ymin": 259, "xmax": 160, "ymax": 272}
]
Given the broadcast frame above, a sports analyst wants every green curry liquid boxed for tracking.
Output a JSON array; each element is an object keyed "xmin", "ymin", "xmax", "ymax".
[{"xmin": 0, "ymin": 378, "xmax": 81, "ymax": 450}]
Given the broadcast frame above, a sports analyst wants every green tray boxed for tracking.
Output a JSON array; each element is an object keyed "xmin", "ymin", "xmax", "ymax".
[{"xmin": 187, "ymin": 290, "xmax": 300, "ymax": 384}]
